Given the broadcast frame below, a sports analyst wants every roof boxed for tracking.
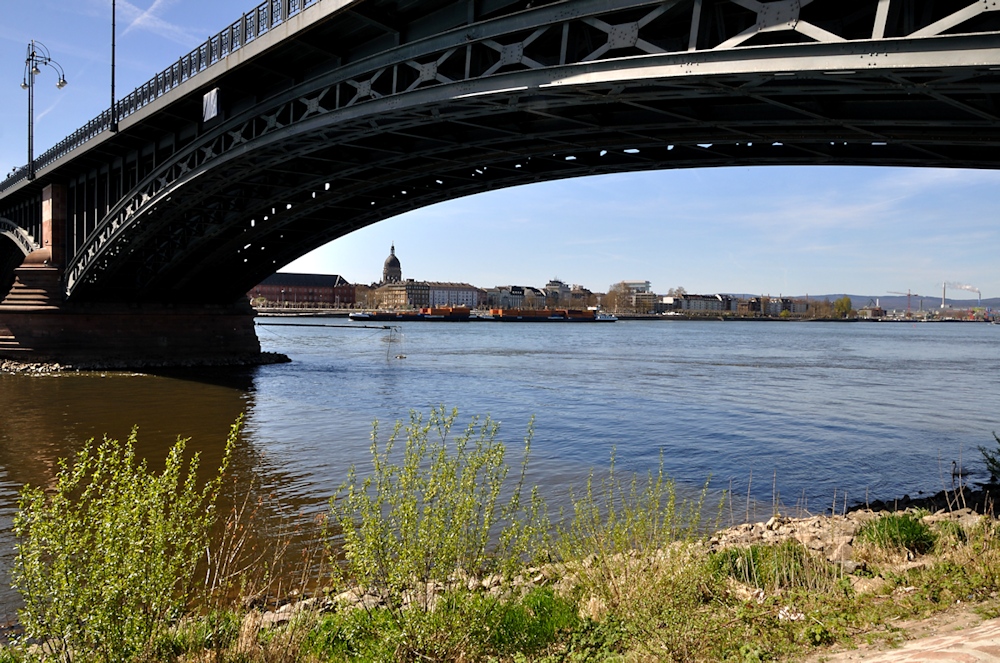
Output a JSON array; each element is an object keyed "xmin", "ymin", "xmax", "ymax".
[
  {"xmin": 424, "ymin": 282, "xmax": 481, "ymax": 289},
  {"xmin": 258, "ymin": 272, "xmax": 349, "ymax": 288}
]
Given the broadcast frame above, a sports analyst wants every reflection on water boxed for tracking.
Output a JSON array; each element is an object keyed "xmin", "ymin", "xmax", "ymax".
[
  {"xmin": 0, "ymin": 371, "xmax": 250, "ymax": 484},
  {"xmin": 0, "ymin": 370, "xmax": 268, "ymax": 620}
]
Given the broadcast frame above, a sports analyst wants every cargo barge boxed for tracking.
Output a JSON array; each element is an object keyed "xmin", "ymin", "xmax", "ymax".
[
  {"xmin": 349, "ymin": 306, "xmax": 471, "ymax": 322},
  {"xmin": 487, "ymin": 308, "xmax": 616, "ymax": 322}
]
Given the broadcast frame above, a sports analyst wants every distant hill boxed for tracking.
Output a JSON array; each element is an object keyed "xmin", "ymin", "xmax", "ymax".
[
  {"xmin": 800, "ymin": 295, "xmax": 998, "ymax": 311},
  {"xmin": 721, "ymin": 294, "xmax": 998, "ymax": 311}
]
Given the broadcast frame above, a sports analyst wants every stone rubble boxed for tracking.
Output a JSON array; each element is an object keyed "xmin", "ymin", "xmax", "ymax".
[{"xmin": 248, "ymin": 504, "xmax": 998, "ymax": 632}]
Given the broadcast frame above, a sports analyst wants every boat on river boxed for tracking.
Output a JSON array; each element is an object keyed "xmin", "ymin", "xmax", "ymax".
[
  {"xmin": 349, "ymin": 307, "xmax": 471, "ymax": 322},
  {"xmin": 489, "ymin": 308, "xmax": 616, "ymax": 322}
]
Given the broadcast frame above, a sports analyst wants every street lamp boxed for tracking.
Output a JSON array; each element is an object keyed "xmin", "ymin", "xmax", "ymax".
[{"xmin": 22, "ymin": 40, "xmax": 68, "ymax": 181}]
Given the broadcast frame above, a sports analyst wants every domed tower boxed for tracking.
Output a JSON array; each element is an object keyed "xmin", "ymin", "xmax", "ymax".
[{"xmin": 382, "ymin": 244, "xmax": 402, "ymax": 283}]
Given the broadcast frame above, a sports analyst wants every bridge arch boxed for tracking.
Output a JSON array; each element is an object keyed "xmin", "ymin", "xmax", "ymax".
[{"xmin": 0, "ymin": 218, "xmax": 39, "ymax": 301}]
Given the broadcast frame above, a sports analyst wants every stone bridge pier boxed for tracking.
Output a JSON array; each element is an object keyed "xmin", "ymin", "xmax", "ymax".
[{"xmin": 0, "ymin": 184, "xmax": 261, "ymax": 368}]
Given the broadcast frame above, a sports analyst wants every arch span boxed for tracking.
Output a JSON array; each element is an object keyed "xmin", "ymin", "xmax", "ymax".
[{"xmin": 0, "ymin": 219, "xmax": 39, "ymax": 302}]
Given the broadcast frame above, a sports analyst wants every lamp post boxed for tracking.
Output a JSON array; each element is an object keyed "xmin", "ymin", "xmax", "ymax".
[
  {"xmin": 111, "ymin": 0, "xmax": 118, "ymax": 132},
  {"xmin": 21, "ymin": 40, "xmax": 68, "ymax": 181}
]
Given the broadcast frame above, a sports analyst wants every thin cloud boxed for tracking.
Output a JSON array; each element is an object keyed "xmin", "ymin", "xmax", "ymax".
[
  {"xmin": 119, "ymin": 0, "xmax": 204, "ymax": 47},
  {"xmin": 35, "ymin": 98, "xmax": 67, "ymax": 123}
]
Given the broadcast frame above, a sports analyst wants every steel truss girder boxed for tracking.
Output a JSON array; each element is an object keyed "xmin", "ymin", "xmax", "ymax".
[
  {"xmin": 0, "ymin": 218, "xmax": 38, "ymax": 257},
  {"xmin": 31, "ymin": 0, "xmax": 1000, "ymax": 301},
  {"xmin": 67, "ymin": 64, "xmax": 1000, "ymax": 298}
]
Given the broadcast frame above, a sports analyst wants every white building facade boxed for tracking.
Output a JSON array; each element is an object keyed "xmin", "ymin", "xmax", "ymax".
[{"xmin": 427, "ymin": 282, "xmax": 484, "ymax": 307}]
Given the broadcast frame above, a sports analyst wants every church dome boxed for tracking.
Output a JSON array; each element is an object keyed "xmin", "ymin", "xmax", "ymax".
[{"xmin": 383, "ymin": 244, "xmax": 402, "ymax": 283}]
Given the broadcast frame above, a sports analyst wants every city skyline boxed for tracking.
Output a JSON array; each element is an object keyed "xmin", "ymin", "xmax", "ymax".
[
  {"xmin": 281, "ymin": 166, "xmax": 1000, "ymax": 300},
  {"xmin": 2, "ymin": 1, "xmax": 998, "ymax": 299}
]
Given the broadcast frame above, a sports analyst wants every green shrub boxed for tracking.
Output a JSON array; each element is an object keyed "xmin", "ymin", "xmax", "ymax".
[
  {"xmin": 328, "ymin": 407, "xmax": 547, "ymax": 659},
  {"xmin": 556, "ymin": 451, "xmax": 712, "ymax": 570},
  {"xmin": 980, "ymin": 432, "xmax": 1000, "ymax": 483},
  {"xmin": 555, "ymin": 451, "xmax": 715, "ymax": 615},
  {"xmin": 305, "ymin": 588, "xmax": 578, "ymax": 662},
  {"xmin": 11, "ymin": 420, "xmax": 238, "ymax": 663},
  {"xmin": 803, "ymin": 623, "xmax": 833, "ymax": 646},
  {"xmin": 552, "ymin": 616, "xmax": 631, "ymax": 662},
  {"xmin": 152, "ymin": 608, "xmax": 243, "ymax": 660},
  {"xmin": 856, "ymin": 513, "xmax": 936, "ymax": 554},
  {"xmin": 492, "ymin": 587, "xmax": 579, "ymax": 654},
  {"xmin": 306, "ymin": 606, "xmax": 398, "ymax": 661},
  {"xmin": 554, "ymin": 453, "xmax": 729, "ymax": 659}
]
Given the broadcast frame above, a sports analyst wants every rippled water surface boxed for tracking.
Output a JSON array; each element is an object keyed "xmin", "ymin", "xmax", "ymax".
[{"xmin": 1, "ymin": 318, "xmax": 998, "ymax": 615}]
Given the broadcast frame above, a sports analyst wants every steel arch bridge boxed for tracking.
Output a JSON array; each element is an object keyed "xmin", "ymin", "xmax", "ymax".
[{"xmin": 2, "ymin": 0, "xmax": 1000, "ymax": 308}]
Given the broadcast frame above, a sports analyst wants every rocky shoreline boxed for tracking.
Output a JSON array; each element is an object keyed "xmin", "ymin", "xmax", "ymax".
[
  {"xmin": 0, "ymin": 351, "xmax": 291, "ymax": 374},
  {"xmin": 5, "ymin": 484, "xmax": 997, "ymax": 653},
  {"xmin": 854, "ymin": 482, "xmax": 1000, "ymax": 517},
  {"xmin": 252, "ymin": 483, "xmax": 1000, "ymax": 628}
]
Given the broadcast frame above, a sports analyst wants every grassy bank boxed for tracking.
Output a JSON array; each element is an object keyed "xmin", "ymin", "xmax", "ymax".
[{"xmin": 3, "ymin": 409, "xmax": 999, "ymax": 662}]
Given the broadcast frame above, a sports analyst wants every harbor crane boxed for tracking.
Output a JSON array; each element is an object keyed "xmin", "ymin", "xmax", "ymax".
[{"xmin": 888, "ymin": 290, "xmax": 923, "ymax": 317}]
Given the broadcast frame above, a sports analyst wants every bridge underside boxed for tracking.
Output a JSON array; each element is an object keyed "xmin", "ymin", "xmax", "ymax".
[{"xmin": 68, "ymin": 39, "xmax": 1000, "ymax": 305}]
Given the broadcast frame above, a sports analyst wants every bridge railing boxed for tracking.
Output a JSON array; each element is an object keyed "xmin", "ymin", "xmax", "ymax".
[{"xmin": 0, "ymin": 0, "xmax": 320, "ymax": 195}]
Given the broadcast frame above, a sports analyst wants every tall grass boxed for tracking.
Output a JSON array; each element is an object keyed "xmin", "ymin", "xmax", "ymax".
[
  {"xmin": 856, "ymin": 513, "xmax": 936, "ymax": 555},
  {"xmin": 980, "ymin": 431, "xmax": 1000, "ymax": 483}
]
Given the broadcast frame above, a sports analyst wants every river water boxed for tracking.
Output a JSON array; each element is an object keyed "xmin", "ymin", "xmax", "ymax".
[{"xmin": 1, "ymin": 318, "xmax": 998, "ymax": 616}]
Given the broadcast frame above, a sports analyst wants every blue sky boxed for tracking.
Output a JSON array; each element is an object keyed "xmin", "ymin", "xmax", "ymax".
[{"xmin": 2, "ymin": 1, "xmax": 998, "ymax": 299}]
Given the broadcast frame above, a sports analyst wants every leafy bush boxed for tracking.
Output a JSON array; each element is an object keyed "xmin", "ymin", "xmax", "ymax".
[
  {"xmin": 556, "ymin": 451, "xmax": 711, "ymax": 565},
  {"xmin": 493, "ymin": 586, "xmax": 579, "ymax": 655},
  {"xmin": 11, "ymin": 420, "xmax": 238, "ymax": 663},
  {"xmin": 554, "ymin": 453, "xmax": 730, "ymax": 659},
  {"xmin": 555, "ymin": 452, "xmax": 713, "ymax": 602},
  {"xmin": 331, "ymin": 407, "xmax": 545, "ymax": 594},
  {"xmin": 856, "ymin": 513, "xmax": 936, "ymax": 555},
  {"xmin": 328, "ymin": 407, "xmax": 547, "ymax": 658}
]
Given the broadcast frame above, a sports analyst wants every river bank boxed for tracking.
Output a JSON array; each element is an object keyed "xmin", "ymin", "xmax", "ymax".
[
  {"xmin": 0, "ymin": 351, "xmax": 290, "ymax": 373},
  {"xmin": 241, "ymin": 486, "xmax": 1000, "ymax": 662},
  {"xmin": 3, "ymin": 476, "xmax": 998, "ymax": 661}
]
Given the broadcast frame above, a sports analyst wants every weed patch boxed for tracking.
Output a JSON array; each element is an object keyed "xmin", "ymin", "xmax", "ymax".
[
  {"xmin": 857, "ymin": 513, "xmax": 936, "ymax": 554},
  {"xmin": 709, "ymin": 539, "xmax": 810, "ymax": 591}
]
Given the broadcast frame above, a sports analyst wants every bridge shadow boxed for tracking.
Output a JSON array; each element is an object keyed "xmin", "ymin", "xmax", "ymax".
[{"xmin": 141, "ymin": 365, "xmax": 262, "ymax": 392}]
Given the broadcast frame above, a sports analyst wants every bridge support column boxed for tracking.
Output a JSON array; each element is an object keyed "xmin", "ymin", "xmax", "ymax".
[
  {"xmin": 1, "ymin": 183, "xmax": 268, "ymax": 368},
  {"xmin": 0, "ymin": 300, "xmax": 266, "ymax": 369},
  {"xmin": 41, "ymin": 183, "xmax": 67, "ymax": 268},
  {"xmin": 1, "ymin": 183, "xmax": 66, "ymax": 312}
]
